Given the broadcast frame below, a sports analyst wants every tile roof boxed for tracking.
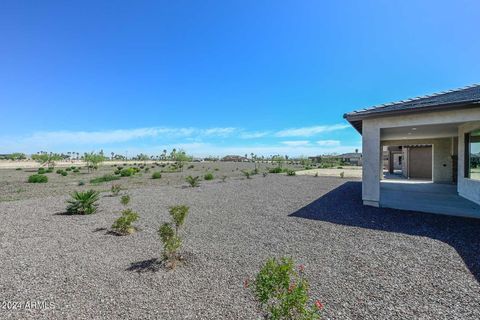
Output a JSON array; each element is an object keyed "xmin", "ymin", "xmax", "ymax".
[{"xmin": 344, "ymin": 84, "xmax": 480, "ymax": 119}]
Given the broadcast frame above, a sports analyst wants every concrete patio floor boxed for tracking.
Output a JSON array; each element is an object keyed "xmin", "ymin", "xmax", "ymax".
[{"xmin": 380, "ymin": 180, "xmax": 480, "ymax": 218}]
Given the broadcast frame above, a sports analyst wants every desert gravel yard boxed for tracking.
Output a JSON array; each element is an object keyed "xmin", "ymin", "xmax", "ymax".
[{"xmin": 1, "ymin": 174, "xmax": 480, "ymax": 319}]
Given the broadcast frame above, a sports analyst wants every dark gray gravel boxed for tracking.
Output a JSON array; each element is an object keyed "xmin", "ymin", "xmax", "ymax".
[{"xmin": 0, "ymin": 175, "xmax": 479, "ymax": 319}]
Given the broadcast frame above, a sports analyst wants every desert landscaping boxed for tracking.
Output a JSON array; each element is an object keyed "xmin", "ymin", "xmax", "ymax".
[{"xmin": 1, "ymin": 160, "xmax": 479, "ymax": 319}]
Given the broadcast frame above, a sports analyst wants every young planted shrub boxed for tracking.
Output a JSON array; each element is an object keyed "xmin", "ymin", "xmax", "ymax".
[
  {"xmin": 247, "ymin": 257, "xmax": 323, "ymax": 320},
  {"xmin": 111, "ymin": 183, "xmax": 121, "ymax": 196},
  {"xmin": 269, "ymin": 167, "xmax": 283, "ymax": 174},
  {"xmin": 28, "ymin": 174, "xmax": 48, "ymax": 183},
  {"xmin": 187, "ymin": 164, "xmax": 194, "ymax": 169},
  {"xmin": 286, "ymin": 169, "xmax": 296, "ymax": 176},
  {"xmin": 120, "ymin": 167, "xmax": 136, "ymax": 177},
  {"xmin": 66, "ymin": 190, "xmax": 100, "ymax": 215},
  {"xmin": 15, "ymin": 167, "xmax": 22, "ymax": 171},
  {"xmin": 66, "ymin": 167, "xmax": 72, "ymax": 171},
  {"xmin": 56, "ymin": 169, "xmax": 64, "ymax": 174},
  {"xmin": 204, "ymin": 172, "xmax": 214, "ymax": 180},
  {"xmin": 152, "ymin": 171, "xmax": 162, "ymax": 179},
  {"xmin": 241, "ymin": 170, "xmax": 251, "ymax": 179},
  {"xmin": 185, "ymin": 176, "xmax": 200, "ymax": 187},
  {"xmin": 78, "ymin": 180, "xmax": 85, "ymax": 186},
  {"xmin": 158, "ymin": 205, "xmax": 189, "ymax": 269},
  {"xmin": 90, "ymin": 174, "xmax": 120, "ymax": 184},
  {"xmin": 339, "ymin": 171, "xmax": 345, "ymax": 179},
  {"xmin": 37, "ymin": 168, "xmax": 46, "ymax": 174},
  {"xmin": 61, "ymin": 171, "xmax": 68, "ymax": 176},
  {"xmin": 73, "ymin": 168, "xmax": 80, "ymax": 173},
  {"xmin": 120, "ymin": 195, "xmax": 130, "ymax": 206},
  {"xmin": 112, "ymin": 209, "xmax": 139, "ymax": 235}
]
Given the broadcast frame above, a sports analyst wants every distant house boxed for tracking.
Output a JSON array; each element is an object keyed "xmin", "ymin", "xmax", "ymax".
[
  {"xmin": 221, "ymin": 155, "xmax": 248, "ymax": 162},
  {"xmin": 309, "ymin": 151, "xmax": 362, "ymax": 166}
]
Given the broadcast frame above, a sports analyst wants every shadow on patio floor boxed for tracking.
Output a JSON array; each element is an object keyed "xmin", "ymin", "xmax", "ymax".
[{"xmin": 289, "ymin": 181, "xmax": 480, "ymax": 283}]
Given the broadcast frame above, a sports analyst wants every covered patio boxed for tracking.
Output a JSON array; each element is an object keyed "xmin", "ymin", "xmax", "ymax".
[{"xmin": 380, "ymin": 180, "xmax": 480, "ymax": 218}]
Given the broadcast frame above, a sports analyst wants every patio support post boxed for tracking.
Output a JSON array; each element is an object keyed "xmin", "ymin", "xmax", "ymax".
[{"xmin": 362, "ymin": 121, "xmax": 381, "ymax": 207}]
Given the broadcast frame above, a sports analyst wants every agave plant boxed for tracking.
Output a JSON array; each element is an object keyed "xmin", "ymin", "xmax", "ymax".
[{"xmin": 66, "ymin": 189, "xmax": 100, "ymax": 215}]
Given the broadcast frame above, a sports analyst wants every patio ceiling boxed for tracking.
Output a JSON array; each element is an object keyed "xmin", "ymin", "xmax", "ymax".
[{"xmin": 381, "ymin": 122, "xmax": 462, "ymax": 141}]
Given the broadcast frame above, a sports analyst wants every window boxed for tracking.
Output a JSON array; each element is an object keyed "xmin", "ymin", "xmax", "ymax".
[{"xmin": 465, "ymin": 130, "xmax": 480, "ymax": 180}]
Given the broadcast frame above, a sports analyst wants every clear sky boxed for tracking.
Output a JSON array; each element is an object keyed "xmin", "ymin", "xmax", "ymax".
[{"xmin": 1, "ymin": 0, "xmax": 479, "ymax": 157}]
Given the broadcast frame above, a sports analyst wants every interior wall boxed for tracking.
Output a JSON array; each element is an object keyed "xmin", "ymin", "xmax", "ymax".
[{"xmin": 382, "ymin": 137, "xmax": 452, "ymax": 183}]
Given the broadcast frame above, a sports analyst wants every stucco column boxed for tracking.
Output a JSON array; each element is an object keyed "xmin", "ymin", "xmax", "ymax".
[{"xmin": 362, "ymin": 121, "xmax": 381, "ymax": 207}]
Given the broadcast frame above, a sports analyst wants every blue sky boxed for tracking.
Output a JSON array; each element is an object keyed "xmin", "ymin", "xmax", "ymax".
[{"xmin": 1, "ymin": 1, "xmax": 479, "ymax": 157}]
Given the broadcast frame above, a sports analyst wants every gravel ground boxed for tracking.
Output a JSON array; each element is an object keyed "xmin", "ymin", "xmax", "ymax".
[{"xmin": 0, "ymin": 175, "xmax": 479, "ymax": 319}]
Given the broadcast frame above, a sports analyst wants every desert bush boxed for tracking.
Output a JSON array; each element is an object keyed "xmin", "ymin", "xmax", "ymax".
[
  {"xmin": 263, "ymin": 172, "xmax": 268, "ymax": 177},
  {"xmin": 56, "ymin": 169, "xmax": 64, "ymax": 174},
  {"xmin": 15, "ymin": 167, "xmax": 22, "ymax": 171},
  {"xmin": 61, "ymin": 171, "xmax": 68, "ymax": 176},
  {"xmin": 269, "ymin": 167, "xmax": 283, "ymax": 174},
  {"xmin": 185, "ymin": 176, "xmax": 200, "ymax": 187},
  {"xmin": 112, "ymin": 209, "xmax": 139, "ymax": 235},
  {"xmin": 241, "ymin": 170, "xmax": 251, "ymax": 179},
  {"xmin": 28, "ymin": 174, "xmax": 48, "ymax": 183},
  {"xmin": 66, "ymin": 190, "xmax": 100, "ymax": 215},
  {"xmin": 117, "ymin": 166, "xmax": 123, "ymax": 170},
  {"xmin": 114, "ymin": 169, "xmax": 120, "ymax": 175},
  {"xmin": 78, "ymin": 180, "xmax": 85, "ymax": 186},
  {"xmin": 214, "ymin": 168, "xmax": 219, "ymax": 171},
  {"xmin": 152, "ymin": 171, "xmax": 162, "ymax": 179},
  {"xmin": 158, "ymin": 205, "xmax": 189, "ymax": 269},
  {"xmin": 37, "ymin": 168, "xmax": 46, "ymax": 174},
  {"xmin": 204, "ymin": 172, "xmax": 214, "ymax": 180},
  {"xmin": 46, "ymin": 168, "xmax": 54, "ymax": 173},
  {"xmin": 66, "ymin": 167, "xmax": 72, "ymax": 171},
  {"xmin": 144, "ymin": 167, "xmax": 150, "ymax": 172},
  {"xmin": 120, "ymin": 168, "xmax": 136, "ymax": 177},
  {"xmin": 120, "ymin": 195, "xmax": 130, "ymax": 206},
  {"xmin": 247, "ymin": 257, "xmax": 323, "ymax": 320},
  {"xmin": 337, "ymin": 166, "xmax": 343, "ymax": 169},
  {"xmin": 71, "ymin": 166, "xmax": 76, "ymax": 169},
  {"xmin": 286, "ymin": 169, "xmax": 296, "ymax": 176},
  {"xmin": 187, "ymin": 164, "xmax": 194, "ymax": 169},
  {"xmin": 339, "ymin": 171, "xmax": 345, "ymax": 178},
  {"xmin": 90, "ymin": 174, "xmax": 120, "ymax": 184},
  {"xmin": 111, "ymin": 184, "xmax": 121, "ymax": 196},
  {"xmin": 73, "ymin": 168, "xmax": 80, "ymax": 173}
]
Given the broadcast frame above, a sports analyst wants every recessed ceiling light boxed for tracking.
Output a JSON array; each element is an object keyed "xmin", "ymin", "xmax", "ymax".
[
  {"xmin": 412, "ymin": 128, "xmax": 417, "ymax": 130},
  {"xmin": 408, "ymin": 132, "xmax": 412, "ymax": 135}
]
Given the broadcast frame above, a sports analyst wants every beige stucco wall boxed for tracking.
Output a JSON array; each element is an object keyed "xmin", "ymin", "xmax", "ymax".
[
  {"xmin": 361, "ymin": 106, "xmax": 480, "ymax": 206},
  {"xmin": 458, "ymin": 121, "xmax": 480, "ymax": 204}
]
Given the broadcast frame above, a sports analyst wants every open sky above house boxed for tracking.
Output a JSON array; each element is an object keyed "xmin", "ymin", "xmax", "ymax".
[{"xmin": 1, "ymin": 0, "xmax": 479, "ymax": 156}]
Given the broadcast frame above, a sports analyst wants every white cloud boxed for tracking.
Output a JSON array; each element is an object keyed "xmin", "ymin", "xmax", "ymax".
[
  {"xmin": 201, "ymin": 127, "xmax": 237, "ymax": 137},
  {"xmin": 281, "ymin": 140, "xmax": 310, "ymax": 146},
  {"xmin": 316, "ymin": 140, "xmax": 340, "ymax": 146},
  {"xmin": 240, "ymin": 131, "xmax": 270, "ymax": 139},
  {"xmin": 275, "ymin": 124, "xmax": 349, "ymax": 137}
]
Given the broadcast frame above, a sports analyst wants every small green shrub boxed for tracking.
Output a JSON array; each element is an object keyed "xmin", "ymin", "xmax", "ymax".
[
  {"xmin": 120, "ymin": 195, "xmax": 130, "ymax": 206},
  {"xmin": 337, "ymin": 166, "xmax": 343, "ymax": 169},
  {"xmin": 112, "ymin": 209, "xmax": 139, "ymax": 235},
  {"xmin": 111, "ymin": 183, "xmax": 121, "ymax": 196},
  {"xmin": 56, "ymin": 169, "xmax": 64, "ymax": 174},
  {"xmin": 71, "ymin": 166, "xmax": 76, "ymax": 169},
  {"xmin": 114, "ymin": 169, "xmax": 120, "ymax": 175},
  {"xmin": 339, "ymin": 171, "xmax": 345, "ymax": 178},
  {"xmin": 269, "ymin": 167, "xmax": 283, "ymax": 174},
  {"xmin": 214, "ymin": 168, "xmax": 219, "ymax": 171},
  {"xmin": 46, "ymin": 168, "xmax": 54, "ymax": 173},
  {"xmin": 90, "ymin": 174, "xmax": 120, "ymax": 184},
  {"xmin": 15, "ymin": 167, "xmax": 22, "ymax": 171},
  {"xmin": 73, "ymin": 168, "xmax": 80, "ymax": 173},
  {"xmin": 65, "ymin": 167, "xmax": 72, "ymax": 171},
  {"xmin": 61, "ymin": 171, "xmax": 68, "ymax": 176},
  {"xmin": 37, "ymin": 168, "xmax": 46, "ymax": 174},
  {"xmin": 78, "ymin": 180, "xmax": 85, "ymax": 186},
  {"xmin": 185, "ymin": 176, "xmax": 200, "ymax": 187},
  {"xmin": 120, "ymin": 168, "xmax": 136, "ymax": 177},
  {"xmin": 286, "ymin": 169, "xmax": 296, "ymax": 176},
  {"xmin": 158, "ymin": 205, "xmax": 189, "ymax": 269},
  {"xmin": 28, "ymin": 174, "xmax": 48, "ymax": 183},
  {"xmin": 187, "ymin": 164, "xmax": 194, "ymax": 169},
  {"xmin": 66, "ymin": 190, "xmax": 100, "ymax": 215},
  {"xmin": 204, "ymin": 172, "xmax": 214, "ymax": 180},
  {"xmin": 241, "ymin": 170, "xmax": 251, "ymax": 179},
  {"xmin": 152, "ymin": 172, "xmax": 162, "ymax": 179},
  {"xmin": 247, "ymin": 257, "xmax": 323, "ymax": 320}
]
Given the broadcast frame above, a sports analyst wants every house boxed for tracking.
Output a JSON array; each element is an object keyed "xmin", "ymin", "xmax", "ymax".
[
  {"xmin": 344, "ymin": 84, "xmax": 480, "ymax": 217},
  {"xmin": 309, "ymin": 151, "xmax": 362, "ymax": 166},
  {"xmin": 221, "ymin": 155, "xmax": 248, "ymax": 162}
]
